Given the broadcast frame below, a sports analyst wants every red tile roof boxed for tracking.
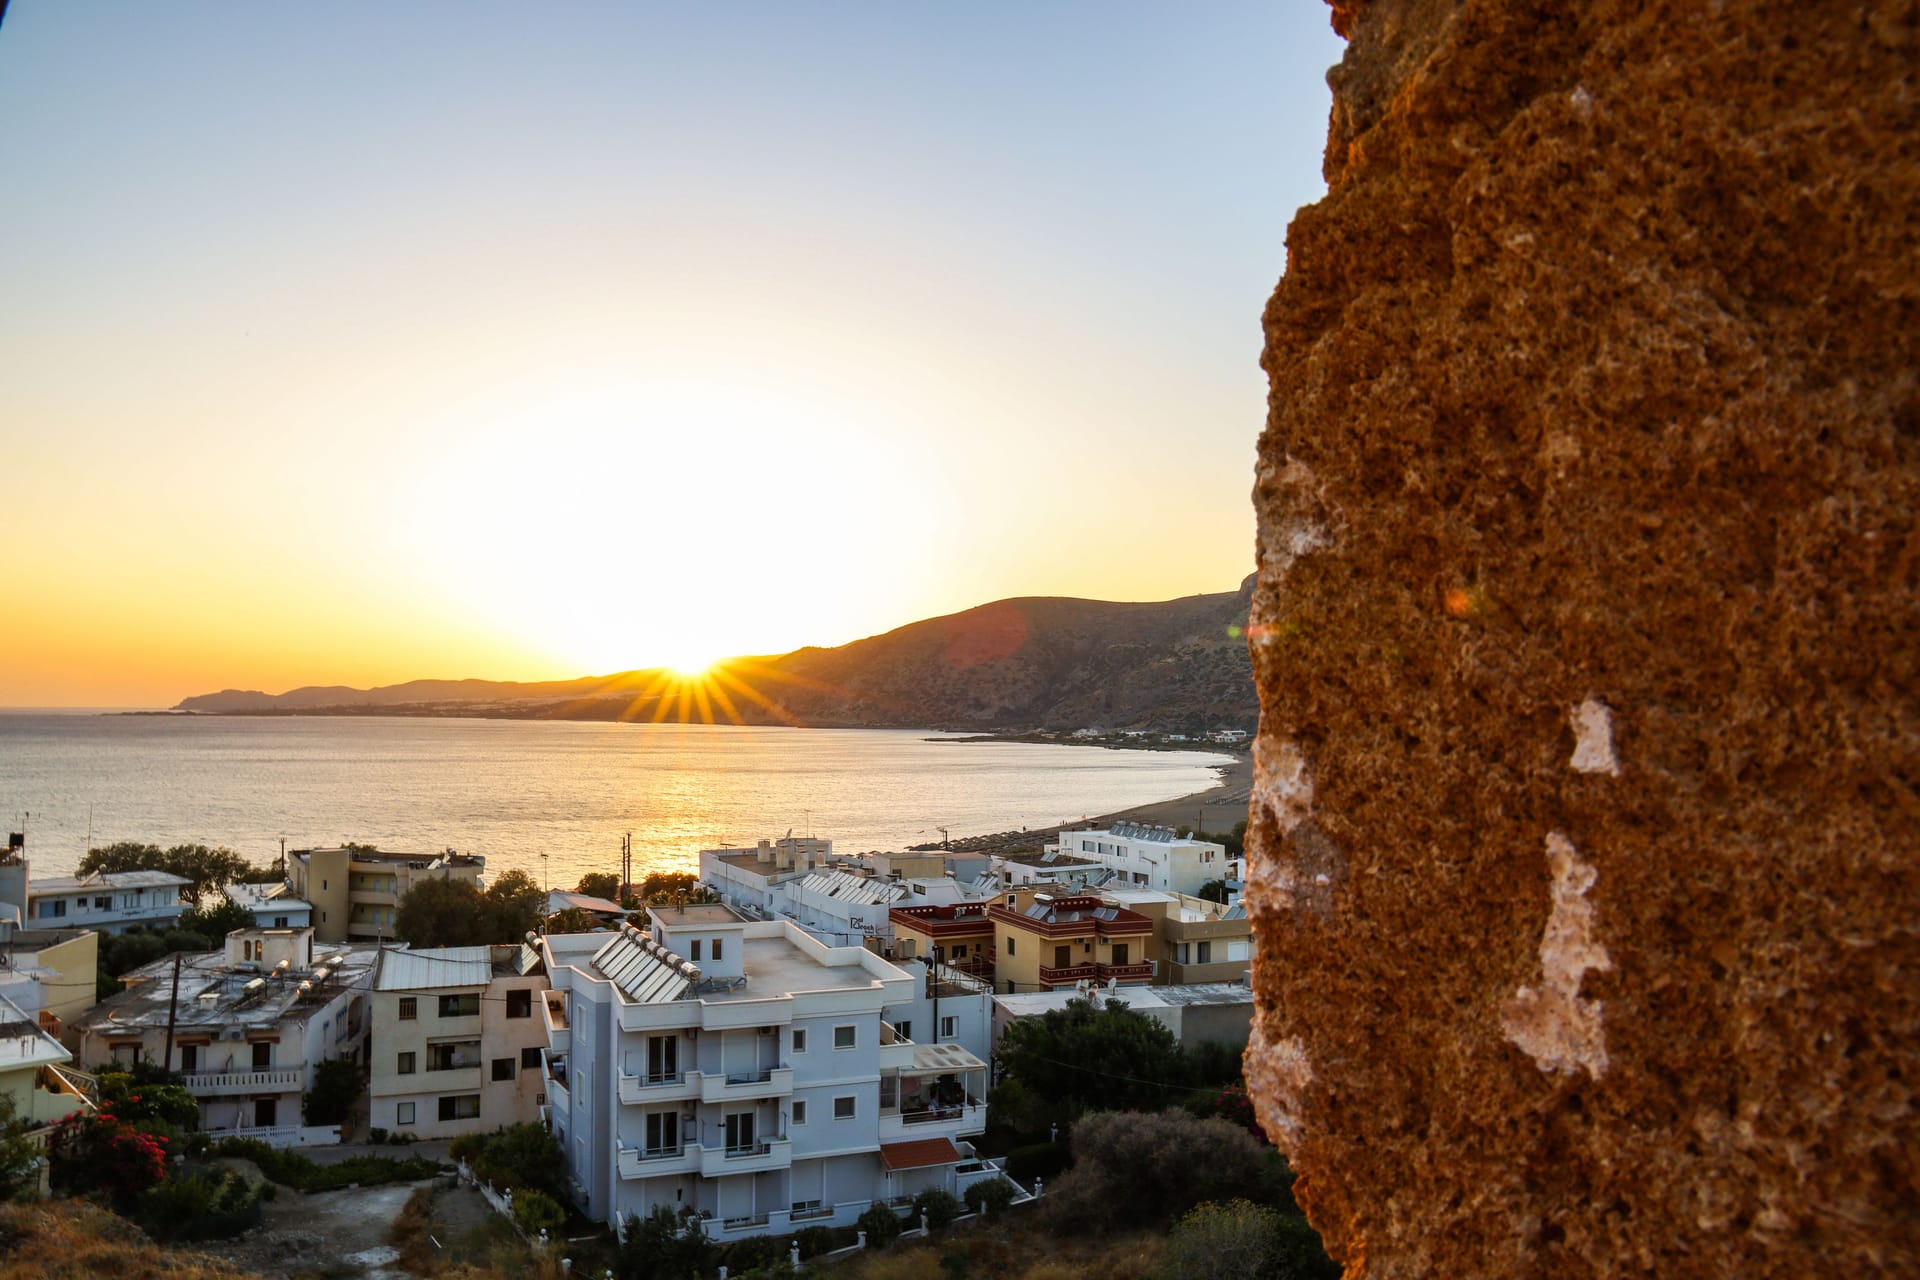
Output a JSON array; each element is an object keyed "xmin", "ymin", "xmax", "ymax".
[{"xmin": 878, "ymin": 1137, "xmax": 964, "ymax": 1171}]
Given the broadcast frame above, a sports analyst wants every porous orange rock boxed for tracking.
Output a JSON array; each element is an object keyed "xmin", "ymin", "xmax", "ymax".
[{"xmin": 1246, "ymin": 2, "xmax": 1919, "ymax": 1275}]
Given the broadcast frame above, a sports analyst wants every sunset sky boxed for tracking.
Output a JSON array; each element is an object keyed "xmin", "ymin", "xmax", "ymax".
[{"xmin": 0, "ymin": 3, "xmax": 1342, "ymax": 708}]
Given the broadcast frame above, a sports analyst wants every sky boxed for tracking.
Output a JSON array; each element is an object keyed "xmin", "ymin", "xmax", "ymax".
[{"xmin": 0, "ymin": 3, "xmax": 1344, "ymax": 707}]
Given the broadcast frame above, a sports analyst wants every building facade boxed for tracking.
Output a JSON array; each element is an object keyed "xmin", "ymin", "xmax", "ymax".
[
  {"xmin": 288, "ymin": 847, "xmax": 485, "ymax": 943},
  {"xmin": 71, "ymin": 926, "xmax": 374, "ymax": 1140},
  {"xmin": 26, "ymin": 870, "xmax": 191, "ymax": 935},
  {"xmin": 986, "ymin": 888, "xmax": 1157, "ymax": 994},
  {"xmin": 224, "ymin": 881, "xmax": 315, "ymax": 930},
  {"xmin": 368, "ymin": 944, "xmax": 549, "ymax": 1140},
  {"xmin": 538, "ymin": 906, "xmax": 997, "ymax": 1240},
  {"xmin": 1042, "ymin": 822, "xmax": 1233, "ymax": 896}
]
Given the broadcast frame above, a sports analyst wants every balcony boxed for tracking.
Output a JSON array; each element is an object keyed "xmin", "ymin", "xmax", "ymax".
[
  {"xmin": 698, "ymin": 1136, "xmax": 791, "ymax": 1177},
  {"xmin": 879, "ymin": 1101, "xmax": 985, "ymax": 1143},
  {"xmin": 618, "ymin": 1142, "xmax": 702, "ymax": 1179},
  {"xmin": 879, "ymin": 1022, "xmax": 916, "ymax": 1071},
  {"xmin": 618, "ymin": 1070, "xmax": 698, "ymax": 1106},
  {"xmin": 1094, "ymin": 961, "xmax": 1155, "ymax": 983},
  {"xmin": 542, "ymin": 994, "xmax": 569, "ymax": 1054},
  {"xmin": 699, "ymin": 1066, "xmax": 792, "ymax": 1104},
  {"xmin": 180, "ymin": 1067, "xmax": 304, "ymax": 1097},
  {"xmin": 547, "ymin": 1074, "xmax": 570, "ymax": 1116},
  {"xmin": 1037, "ymin": 963, "xmax": 1098, "ymax": 985}
]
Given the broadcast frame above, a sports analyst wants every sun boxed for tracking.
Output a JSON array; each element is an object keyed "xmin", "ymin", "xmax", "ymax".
[{"xmin": 660, "ymin": 650, "xmax": 723, "ymax": 679}]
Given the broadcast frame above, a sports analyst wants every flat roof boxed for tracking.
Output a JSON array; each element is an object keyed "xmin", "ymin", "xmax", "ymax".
[
  {"xmin": 0, "ymin": 993, "xmax": 69, "ymax": 1070},
  {"xmin": 375, "ymin": 946, "xmax": 495, "ymax": 991},
  {"xmin": 716, "ymin": 936, "xmax": 877, "ymax": 1001},
  {"xmin": 225, "ymin": 882, "xmax": 312, "ymax": 910},
  {"xmin": 30, "ymin": 869, "xmax": 191, "ymax": 894},
  {"xmin": 76, "ymin": 943, "xmax": 381, "ymax": 1033},
  {"xmin": 651, "ymin": 903, "xmax": 748, "ymax": 926},
  {"xmin": 993, "ymin": 981, "xmax": 1252, "ymax": 1018}
]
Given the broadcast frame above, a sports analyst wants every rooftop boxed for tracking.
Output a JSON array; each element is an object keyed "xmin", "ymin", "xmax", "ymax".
[
  {"xmin": 375, "ymin": 945, "xmax": 498, "ymax": 991},
  {"xmin": 650, "ymin": 903, "xmax": 748, "ymax": 927},
  {"xmin": 30, "ymin": 869, "xmax": 191, "ymax": 895},
  {"xmin": 0, "ymin": 992, "xmax": 70, "ymax": 1071},
  {"xmin": 293, "ymin": 847, "xmax": 484, "ymax": 869},
  {"xmin": 225, "ymin": 881, "xmax": 311, "ymax": 911},
  {"xmin": 76, "ymin": 942, "xmax": 380, "ymax": 1033},
  {"xmin": 992, "ymin": 981, "xmax": 1253, "ymax": 1019}
]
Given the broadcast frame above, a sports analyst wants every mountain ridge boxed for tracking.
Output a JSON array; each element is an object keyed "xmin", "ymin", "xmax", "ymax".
[{"xmin": 177, "ymin": 578, "xmax": 1258, "ymax": 731}]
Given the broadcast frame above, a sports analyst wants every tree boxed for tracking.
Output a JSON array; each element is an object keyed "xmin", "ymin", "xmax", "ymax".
[
  {"xmin": 302, "ymin": 1057, "xmax": 363, "ymax": 1126},
  {"xmin": 1198, "ymin": 879, "xmax": 1230, "ymax": 904},
  {"xmin": 47, "ymin": 1111, "xmax": 168, "ymax": 1208},
  {"xmin": 0, "ymin": 1093, "xmax": 41, "ymax": 1203},
  {"xmin": 484, "ymin": 869, "xmax": 547, "ymax": 942},
  {"xmin": 465, "ymin": 1122, "xmax": 565, "ymax": 1200},
  {"xmin": 994, "ymin": 997, "xmax": 1189, "ymax": 1119},
  {"xmin": 179, "ymin": 896, "xmax": 253, "ymax": 941},
  {"xmin": 546, "ymin": 907, "xmax": 596, "ymax": 934},
  {"xmin": 78, "ymin": 841, "xmax": 277, "ymax": 907},
  {"xmin": 395, "ymin": 878, "xmax": 489, "ymax": 947},
  {"xmin": 1161, "ymin": 1200, "xmax": 1286, "ymax": 1280},
  {"xmin": 575, "ymin": 872, "xmax": 621, "ymax": 902},
  {"xmin": 616, "ymin": 1204, "xmax": 712, "ymax": 1280},
  {"xmin": 1042, "ymin": 1110, "xmax": 1270, "ymax": 1232}
]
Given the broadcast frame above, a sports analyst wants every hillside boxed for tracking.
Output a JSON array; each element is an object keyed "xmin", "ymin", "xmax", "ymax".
[{"xmin": 176, "ymin": 579, "xmax": 1257, "ymax": 732}]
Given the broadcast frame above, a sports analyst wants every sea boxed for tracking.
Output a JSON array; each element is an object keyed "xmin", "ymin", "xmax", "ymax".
[{"xmin": 0, "ymin": 713, "xmax": 1231, "ymax": 889}]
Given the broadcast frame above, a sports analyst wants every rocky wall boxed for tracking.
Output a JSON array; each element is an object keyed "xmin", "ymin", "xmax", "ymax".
[{"xmin": 1245, "ymin": 2, "xmax": 1918, "ymax": 1276}]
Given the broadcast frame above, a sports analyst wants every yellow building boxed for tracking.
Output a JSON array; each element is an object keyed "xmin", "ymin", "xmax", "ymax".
[
  {"xmin": 985, "ymin": 889, "xmax": 1156, "ymax": 995},
  {"xmin": 0, "ymin": 992, "xmax": 93, "ymax": 1142},
  {"xmin": 1099, "ymin": 889, "xmax": 1254, "ymax": 986},
  {"xmin": 289, "ymin": 847, "xmax": 485, "ymax": 943}
]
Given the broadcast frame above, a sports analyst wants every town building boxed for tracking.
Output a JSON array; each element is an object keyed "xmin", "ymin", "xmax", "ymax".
[
  {"xmin": 25, "ymin": 869, "xmax": 192, "ymax": 935},
  {"xmin": 224, "ymin": 881, "xmax": 315, "ymax": 930},
  {"xmin": 991, "ymin": 979, "xmax": 1254, "ymax": 1052},
  {"xmin": 0, "ymin": 990, "xmax": 93, "ymax": 1135},
  {"xmin": 537, "ymin": 903, "xmax": 999, "ymax": 1240},
  {"xmin": 1042, "ymin": 822, "xmax": 1234, "ymax": 896},
  {"xmin": 367, "ymin": 944, "xmax": 550, "ymax": 1140},
  {"xmin": 288, "ymin": 846, "xmax": 484, "ymax": 942},
  {"xmin": 1098, "ymin": 887, "xmax": 1255, "ymax": 986},
  {"xmin": 986, "ymin": 888, "xmax": 1157, "ymax": 994},
  {"xmin": 71, "ymin": 926, "xmax": 375, "ymax": 1141},
  {"xmin": 888, "ymin": 903, "xmax": 996, "ymax": 983},
  {"xmin": 698, "ymin": 836, "xmax": 836, "ymax": 920},
  {"xmin": 0, "ymin": 926, "xmax": 99, "ymax": 1041}
]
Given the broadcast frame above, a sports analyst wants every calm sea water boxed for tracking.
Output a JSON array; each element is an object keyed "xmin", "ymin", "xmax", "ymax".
[{"xmin": 0, "ymin": 714, "xmax": 1229, "ymax": 887}]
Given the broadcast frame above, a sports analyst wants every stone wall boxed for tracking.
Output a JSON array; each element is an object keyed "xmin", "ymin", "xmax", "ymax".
[{"xmin": 1245, "ymin": 2, "xmax": 1917, "ymax": 1275}]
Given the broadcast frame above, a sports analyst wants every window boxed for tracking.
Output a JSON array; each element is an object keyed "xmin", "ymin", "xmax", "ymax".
[
  {"xmin": 894, "ymin": 1021, "xmax": 911, "ymax": 1042},
  {"xmin": 398, "ymin": 997, "xmax": 418, "ymax": 1020},
  {"xmin": 521, "ymin": 1046, "xmax": 542, "ymax": 1069},
  {"xmin": 791, "ymin": 1028, "xmax": 807, "ymax": 1054},
  {"xmin": 712, "ymin": 938, "xmax": 723, "ymax": 960},
  {"xmin": 93, "ymin": 895, "xmax": 110, "ymax": 910},
  {"xmin": 506, "ymin": 989, "xmax": 532, "ymax": 1018},
  {"xmin": 39, "ymin": 900, "xmax": 65, "ymax": 919},
  {"xmin": 689, "ymin": 940, "xmax": 701, "ymax": 962},
  {"xmin": 833, "ymin": 1096, "xmax": 855, "ymax": 1120},
  {"xmin": 438, "ymin": 1094, "xmax": 480, "ymax": 1121},
  {"xmin": 398, "ymin": 1052, "xmax": 416, "ymax": 1075},
  {"xmin": 1196, "ymin": 941, "xmax": 1212, "ymax": 964},
  {"xmin": 428, "ymin": 1041, "xmax": 480, "ymax": 1071},
  {"xmin": 941, "ymin": 1016, "xmax": 956, "ymax": 1040},
  {"xmin": 252, "ymin": 1041, "xmax": 272, "ymax": 1069},
  {"xmin": 438, "ymin": 993, "xmax": 479, "ymax": 1018},
  {"xmin": 791, "ymin": 1100, "xmax": 807, "ymax": 1125},
  {"xmin": 833, "ymin": 1025, "xmax": 856, "ymax": 1050},
  {"xmin": 491, "ymin": 1057, "xmax": 514, "ymax": 1082},
  {"xmin": 1006, "ymin": 936, "xmax": 1015, "ymax": 956},
  {"xmin": 645, "ymin": 1111, "xmax": 679, "ymax": 1152},
  {"xmin": 396, "ymin": 1102, "xmax": 415, "ymax": 1125}
]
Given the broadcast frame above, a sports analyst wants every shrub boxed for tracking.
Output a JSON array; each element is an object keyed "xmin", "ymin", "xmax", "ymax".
[
  {"xmin": 1161, "ymin": 1199, "xmax": 1283, "ymax": 1280},
  {"xmin": 301, "ymin": 1057, "xmax": 363, "ymax": 1127},
  {"xmin": 721, "ymin": 1233, "xmax": 789, "ymax": 1272},
  {"xmin": 512, "ymin": 1188, "xmax": 565, "ymax": 1236},
  {"xmin": 962, "ymin": 1178, "xmax": 1016, "ymax": 1216},
  {"xmin": 47, "ymin": 1113, "xmax": 167, "ymax": 1208},
  {"xmin": 212, "ymin": 1136, "xmax": 444, "ymax": 1191},
  {"xmin": 911, "ymin": 1188, "xmax": 964, "ymax": 1230},
  {"xmin": 794, "ymin": 1224, "xmax": 847, "ymax": 1258},
  {"xmin": 465, "ymin": 1123, "xmax": 567, "ymax": 1201},
  {"xmin": 1004, "ymin": 1143, "xmax": 1069, "ymax": 1184},
  {"xmin": 616, "ymin": 1205, "xmax": 712, "ymax": 1280},
  {"xmin": 1043, "ymin": 1110, "xmax": 1266, "ymax": 1232},
  {"xmin": 368, "ymin": 1127, "xmax": 389, "ymax": 1145},
  {"xmin": 856, "ymin": 1202, "xmax": 902, "ymax": 1247},
  {"xmin": 135, "ymin": 1168, "xmax": 264, "ymax": 1242}
]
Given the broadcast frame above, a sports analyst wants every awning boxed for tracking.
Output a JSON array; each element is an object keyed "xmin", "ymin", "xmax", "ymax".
[{"xmin": 879, "ymin": 1137, "xmax": 965, "ymax": 1172}]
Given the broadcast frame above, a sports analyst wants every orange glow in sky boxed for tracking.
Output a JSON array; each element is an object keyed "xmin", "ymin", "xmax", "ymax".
[{"xmin": 0, "ymin": 4, "xmax": 1343, "ymax": 707}]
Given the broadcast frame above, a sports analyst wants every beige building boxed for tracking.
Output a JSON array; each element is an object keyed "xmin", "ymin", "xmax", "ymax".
[
  {"xmin": 0, "ymin": 991, "xmax": 92, "ymax": 1136},
  {"xmin": 986, "ymin": 888, "xmax": 1157, "ymax": 994},
  {"xmin": 289, "ymin": 847, "xmax": 485, "ymax": 943},
  {"xmin": 1099, "ymin": 888, "xmax": 1254, "ymax": 985},
  {"xmin": 368, "ymin": 944, "xmax": 549, "ymax": 1139},
  {"xmin": 0, "ymin": 927, "xmax": 99, "ymax": 1041}
]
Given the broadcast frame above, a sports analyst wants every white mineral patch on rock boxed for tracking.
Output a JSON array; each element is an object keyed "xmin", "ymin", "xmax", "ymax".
[
  {"xmin": 1502, "ymin": 831, "xmax": 1614, "ymax": 1077},
  {"xmin": 1569, "ymin": 698, "xmax": 1621, "ymax": 775}
]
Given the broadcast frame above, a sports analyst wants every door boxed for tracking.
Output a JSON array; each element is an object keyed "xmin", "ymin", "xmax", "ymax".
[
  {"xmin": 252, "ymin": 1041, "xmax": 272, "ymax": 1069},
  {"xmin": 1054, "ymin": 945, "xmax": 1071, "ymax": 970},
  {"xmin": 724, "ymin": 1110, "xmax": 756, "ymax": 1153},
  {"xmin": 255, "ymin": 1097, "xmax": 277, "ymax": 1127},
  {"xmin": 647, "ymin": 1035, "xmax": 677, "ymax": 1082},
  {"xmin": 180, "ymin": 1044, "xmax": 198, "ymax": 1073},
  {"xmin": 645, "ymin": 1110, "xmax": 679, "ymax": 1153},
  {"xmin": 1111, "ymin": 943, "xmax": 1129, "ymax": 966}
]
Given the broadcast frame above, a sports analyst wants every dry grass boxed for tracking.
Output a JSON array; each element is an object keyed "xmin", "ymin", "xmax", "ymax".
[
  {"xmin": 386, "ymin": 1184, "xmax": 572, "ymax": 1280},
  {"xmin": 0, "ymin": 1199, "xmax": 267, "ymax": 1280},
  {"xmin": 833, "ymin": 1214, "xmax": 1165, "ymax": 1280}
]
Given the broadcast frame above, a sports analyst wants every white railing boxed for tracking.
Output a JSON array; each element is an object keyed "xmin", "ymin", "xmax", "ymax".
[{"xmin": 180, "ymin": 1067, "xmax": 305, "ymax": 1096}]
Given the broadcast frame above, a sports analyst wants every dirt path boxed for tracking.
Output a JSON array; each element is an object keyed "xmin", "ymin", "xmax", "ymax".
[{"xmin": 195, "ymin": 1177, "xmax": 443, "ymax": 1280}]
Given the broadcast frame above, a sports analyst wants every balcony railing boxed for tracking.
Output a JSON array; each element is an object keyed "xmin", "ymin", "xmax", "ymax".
[
  {"xmin": 179, "ymin": 1067, "xmax": 304, "ymax": 1097},
  {"xmin": 1037, "ymin": 963, "xmax": 1098, "ymax": 984},
  {"xmin": 1095, "ymin": 962, "xmax": 1155, "ymax": 982}
]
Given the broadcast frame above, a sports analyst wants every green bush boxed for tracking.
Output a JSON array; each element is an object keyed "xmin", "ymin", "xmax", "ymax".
[
  {"xmin": 1004, "ymin": 1142, "xmax": 1069, "ymax": 1184},
  {"xmin": 512, "ymin": 1188, "xmax": 565, "ymax": 1236},
  {"xmin": 135, "ymin": 1168, "xmax": 263, "ymax": 1242},
  {"xmin": 368, "ymin": 1127, "xmax": 389, "ymax": 1145},
  {"xmin": 1042, "ymin": 1110, "xmax": 1266, "ymax": 1232},
  {"xmin": 720, "ymin": 1233, "xmax": 790, "ymax": 1272},
  {"xmin": 212, "ymin": 1136, "xmax": 444, "ymax": 1191},
  {"xmin": 461, "ymin": 1123, "xmax": 566, "ymax": 1201},
  {"xmin": 301, "ymin": 1057, "xmax": 363, "ymax": 1127},
  {"xmin": 794, "ymin": 1224, "xmax": 848, "ymax": 1258},
  {"xmin": 962, "ymin": 1178, "xmax": 1016, "ymax": 1216},
  {"xmin": 911, "ymin": 1188, "xmax": 965, "ymax": 1230},
  {"xmin": 856, "ymin": 1201, "xmax": 902, "ymax": 1246}
]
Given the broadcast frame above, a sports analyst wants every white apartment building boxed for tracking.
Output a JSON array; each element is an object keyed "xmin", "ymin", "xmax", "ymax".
[
  {"xmin": 1042, "ymin": 821, "xmax": 1234, "ymax": 896},
  {"xmin": 72, "ymin": 926, "xmax": 375, "ymax": 1141},
  {"xmin": 538, "ymin": 904, "xmax": 998, "ymax": 1241},
  {"xmin": 698, "ymin": 837, "xmax": 837, "ymax": 920},
  {"xmin": 224, "ymin": 881, "xmax": 315, "ymax": 930},
  {"xmin": 27, "ymin": 870, "xmax": 192, "ymax": 934},
  {"xmin": 368, "ymin": 944, "xmax": 549, "ymax": 1139}
]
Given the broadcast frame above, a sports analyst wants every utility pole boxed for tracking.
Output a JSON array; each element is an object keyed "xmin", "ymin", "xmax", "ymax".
[{"xmin": 162, "ymin": 952, "xmax": 183, "ymax": 1073}]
